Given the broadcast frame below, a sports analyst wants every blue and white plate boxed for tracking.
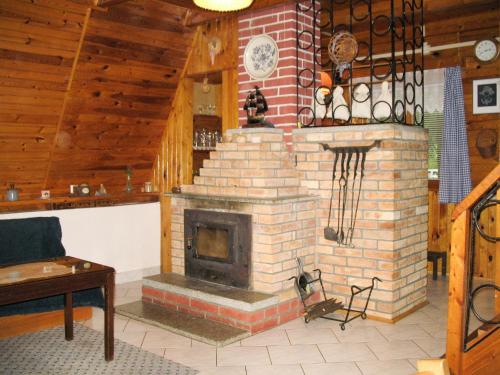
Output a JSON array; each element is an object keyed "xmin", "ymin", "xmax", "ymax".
[{"xmin": 244, "ymin": 34, "xmax": 279, "ymax": 80}]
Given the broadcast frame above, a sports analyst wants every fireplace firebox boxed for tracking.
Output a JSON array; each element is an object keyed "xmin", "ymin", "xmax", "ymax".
[{"xmin": 184, "ymin": 209, "xmax": 251, "ymax": 288}]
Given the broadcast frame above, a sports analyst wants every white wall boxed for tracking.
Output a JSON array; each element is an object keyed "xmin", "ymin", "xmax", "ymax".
[{"xmin": 1, "ymin": 202, "xmax": 161, "ymax": 284}]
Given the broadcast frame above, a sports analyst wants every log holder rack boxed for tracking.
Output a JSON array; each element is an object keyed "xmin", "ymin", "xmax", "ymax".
[{"xmin": 290, "ymin": 269, "xmax": 381, "ymax": 330}]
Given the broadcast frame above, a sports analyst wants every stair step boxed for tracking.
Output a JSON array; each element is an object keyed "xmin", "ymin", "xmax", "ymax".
[{"xmin": 143, "ymin": 273, "xmax": 278, "ymax": 312}]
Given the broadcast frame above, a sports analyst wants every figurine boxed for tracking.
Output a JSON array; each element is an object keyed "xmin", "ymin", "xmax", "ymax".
[
  {"xmin": 243, "ymin": 86, "xmax": 274, "ymax": 128},
  {"xmin": 329, "ymin": 86, "xmax": 350, "ymax": 121},
  {"xmin": 351, "ymin": 84, "xmax": 371, "ymax": 119},
  {"xmin": 373, "ymin": 81, "xmax": 392, "ymax": 121}
]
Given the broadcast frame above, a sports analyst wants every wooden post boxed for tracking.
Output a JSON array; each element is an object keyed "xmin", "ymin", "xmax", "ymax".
[
  {"xmin": 446, "ymin": 210, "xmax": 470, "ymax": 375},
  {"xmin": 222, "ymin": 69, "xmax": 239, "ymax": 132}
]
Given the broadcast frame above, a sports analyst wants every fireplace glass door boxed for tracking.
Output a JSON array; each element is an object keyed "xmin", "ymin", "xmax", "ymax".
[
  {"xmin": 184, "ymin": 209, "xmax": 251, "ymax": 288},
  {"xmin": 195, "ymin": 225, "xmax": 230, "ymax": 262}
]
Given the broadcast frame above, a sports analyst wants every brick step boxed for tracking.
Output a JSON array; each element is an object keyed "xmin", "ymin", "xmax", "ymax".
[
  {"xmin": 180, "ymin": 184, "xmax": 308, "ymax": 198},
  {"xmin": 142, "ymin": 273, "xmax": 320, "ymax": 334}
]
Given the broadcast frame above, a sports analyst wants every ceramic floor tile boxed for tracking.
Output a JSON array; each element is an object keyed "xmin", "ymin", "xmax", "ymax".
[
  {"xmin": 114, "ymin": 330, "xmax": 145, "ymax": 347},
  {"xmin": 82, "ymin": 315, "xmax": 128, "ymax": 333},
  {"xmin": 217, "ymin": 346, "xmax": 271, "ymax": 366},
  {"xmin": 286, "ymin": 328, "xmax": 339, "ymax": 345},
  {"xmin": 357, "ymin": 359, "xmax": 416, "ymax": 375},
  {"xmin": 194, "ymin": 366, "xmax": 246, "ymax": 375},
  {"xmin": 115, "ymin": 295, "xmax": 141, "ymax": 306},
  {"xmin": 335, "ymin": 326, "xmax": 387, "ymax": 344},
  {"xmin": 317, "ymin": 342, "xmax": 376, "ymax": 363},
  {"xmin": 241, "ymin": 328, "xmax": 289, "ymax": 346},
  {"xmin": 418, "ymin": 323, "xmax": 447, "ymax": 339},
  {"xmin": 413, "ymin": 338, "xmax": 446, "ymax": 357},
  {"xmin": 246, "ymin": 364, "xmax": 304, "ymax": 375},
  {"xmin": 163, "ymin": 347, "xmax": 217, "ymax": 367},
  {"xmin": 367, "ymin": 340, "xmax": 426, "ymax": 360},
  {"xmin": 268, "ymin": 344, "xmax": 324, "ymax": 365},
  {"xmin": 141, "ymin": 330, "xmax": 192, "ymax": 348},
  {"xmin": 301, "ymin": 362, "xmax": 362, "ymax": 375},
  {"xmin": 376, "ymin": 324, "xmax": 432, "ymax": 341},
  {"xmin": 142, "ymin": 347, "xmax": 166, "ymax": 357},
  {"xmin": 395, "ymin": 311, "xmax": 436, "ymax": 325}
]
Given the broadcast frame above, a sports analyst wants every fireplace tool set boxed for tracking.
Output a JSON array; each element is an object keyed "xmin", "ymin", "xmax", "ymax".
[
  {"xmin": 322, "ymin": 141, "xmax": 380, "ymax": 246},
  {"xmin": 290, "ymin": 259, "xmax": 381, "ymax": 330}
]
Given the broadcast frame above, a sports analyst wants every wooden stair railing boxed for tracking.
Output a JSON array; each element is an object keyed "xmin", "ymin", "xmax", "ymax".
[{"xmin": 446, "ymin": 164, "xmax": 500, "ymax": 375}]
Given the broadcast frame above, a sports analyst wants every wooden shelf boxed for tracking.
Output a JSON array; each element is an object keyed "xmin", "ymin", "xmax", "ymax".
[{"xmin": 0, "ymin": 193, "xmax": 160, "ymax": 214}]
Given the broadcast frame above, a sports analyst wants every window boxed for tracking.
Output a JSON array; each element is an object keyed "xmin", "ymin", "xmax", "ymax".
[{"xmin": 424, "ymin": 111, "xmax": 444, "ymax": 179}]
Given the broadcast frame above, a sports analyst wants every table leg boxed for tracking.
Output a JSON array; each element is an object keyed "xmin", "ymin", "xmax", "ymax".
[
  {"xmin": 64, "ymin": 292, "xmax": 73, "ymax": 341},
  {"xmin": 104, "ymin": 272, "xmax": 115, "ymax": 361}
]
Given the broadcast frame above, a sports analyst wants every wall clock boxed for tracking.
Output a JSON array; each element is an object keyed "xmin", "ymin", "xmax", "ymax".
[
  {"xmin": 473, "ymin": 38, "xmax": 499, "ymax": 64},
  {"xmin": 244, "ymin": 34, "xmax": 279, "ymax": 80}
]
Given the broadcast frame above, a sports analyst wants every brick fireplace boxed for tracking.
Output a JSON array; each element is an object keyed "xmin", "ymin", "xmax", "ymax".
[{"xmin": 143, "ymin": 124, "xmax": 428, "ymax": 334}]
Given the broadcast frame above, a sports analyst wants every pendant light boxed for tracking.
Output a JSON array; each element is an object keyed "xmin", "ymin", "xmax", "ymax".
[{"xmin": 193, "ymin": 0, "xmax": 254, "ymax": 12}]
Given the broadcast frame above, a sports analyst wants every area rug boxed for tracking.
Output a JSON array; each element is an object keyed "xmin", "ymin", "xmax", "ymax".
[{"xmin": 0, "ymin": 324, "xmax": 198, "ymax": 375}]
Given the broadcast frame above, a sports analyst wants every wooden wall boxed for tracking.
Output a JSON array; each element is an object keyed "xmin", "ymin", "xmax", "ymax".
[
  {"xmin": 154, "ymin": 17, "xmax": 240, "ymax": 272},
  {"xmin": 0, "ymin": 0, "xmax": 195, "ymax": 198},
  {"xmin": 425, "ymin": 0, "xmax": 499, "ymax": 279}
]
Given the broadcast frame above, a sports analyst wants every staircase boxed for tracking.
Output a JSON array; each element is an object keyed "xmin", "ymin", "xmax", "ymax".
[{"xmin": 446, "ymin": 164, "xmax": 500, "ymax": 374}]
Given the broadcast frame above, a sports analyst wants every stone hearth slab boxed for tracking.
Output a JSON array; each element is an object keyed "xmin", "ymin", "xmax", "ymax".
[
  {"xmin": 144, "ymin": 273, "xmax": 279, "ymax": 312},
  {"xmin": 116, "ymin": 301, "xmax": 250, "ymax": 346}
]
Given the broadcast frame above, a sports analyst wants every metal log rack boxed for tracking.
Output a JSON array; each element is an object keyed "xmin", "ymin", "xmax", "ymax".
[{"xmin": 290, "ymin": 268, "xmax": 381, "ymax": 330}]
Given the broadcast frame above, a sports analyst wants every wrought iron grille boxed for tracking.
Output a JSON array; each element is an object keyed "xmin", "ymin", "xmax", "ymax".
[
  {"xmin": 296, "ymin": 0, "xmax": 424, "ymax": 127},
  {"xmin": 463, "ymin": 182, "xmax": 499, "ymax": 351}
]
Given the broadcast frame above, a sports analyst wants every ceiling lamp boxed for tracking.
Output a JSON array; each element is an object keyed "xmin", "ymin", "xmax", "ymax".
[{"xmin": 193, "ymin": 0, "xmax": 254, "ymax": 12}]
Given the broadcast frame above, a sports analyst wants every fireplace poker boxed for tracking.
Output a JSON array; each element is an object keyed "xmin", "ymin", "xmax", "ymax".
[
  {"xmin": 324, "ymin": 149, "xmax": 340, "ymax": 241},
  {"xmin": 348, "ymin": 149, "xmax": 367, "ymax": 245},
  {"xmin": 346, "ymin": 148, "xmax": 360, "ymax": 246},
  {"xmin": 336, "ymin": 150, "xmax": 347, "ymax": 243},
  {"xmin": 339, "ymin": 149, "xmax": 353, "ymax": 245}
]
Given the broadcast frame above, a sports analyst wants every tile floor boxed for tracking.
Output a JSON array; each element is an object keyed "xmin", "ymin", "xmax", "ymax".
[{"xmin": 83, "ymin": 276, "xmax": 450, "ymax": 375}]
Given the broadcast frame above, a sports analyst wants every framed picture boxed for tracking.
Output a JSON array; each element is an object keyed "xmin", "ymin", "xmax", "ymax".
[{"xmin": 473, "ymin": 78, "xmax": 500, "ymax": 114}]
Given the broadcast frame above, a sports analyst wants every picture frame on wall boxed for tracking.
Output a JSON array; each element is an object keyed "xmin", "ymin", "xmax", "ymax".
[{"xmin": 473, "ymin": 78, "xmax": 500, "ymax": 114}]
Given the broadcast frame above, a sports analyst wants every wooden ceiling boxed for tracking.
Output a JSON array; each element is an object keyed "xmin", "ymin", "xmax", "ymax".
[
  {"xmin": 0, "ymin": 0, "xmax": 197, "ymax": 197},
  {"xmin": 0, "ymin": 0, "xmax": 497, "ymax": 198}
]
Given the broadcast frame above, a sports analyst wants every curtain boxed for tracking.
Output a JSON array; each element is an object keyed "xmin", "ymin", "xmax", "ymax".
[{"xmin": 438, "ymin": 66, "xmax": 472, "ymax": 204}]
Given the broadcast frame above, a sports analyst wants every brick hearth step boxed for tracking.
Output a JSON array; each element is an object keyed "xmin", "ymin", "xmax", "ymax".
[{"xmin": 140, "ymin": 273, "xmax": 316, "ymax": 335}]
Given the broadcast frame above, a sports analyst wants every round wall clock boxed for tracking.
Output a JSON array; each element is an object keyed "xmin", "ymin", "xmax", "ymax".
[
  {"xmin": 473, "ymin": 38, "xmax": 499, "ymax": 64},
  {"xmin": 244, "ymin": 34, "xmax": 279, "ymax": 80}
]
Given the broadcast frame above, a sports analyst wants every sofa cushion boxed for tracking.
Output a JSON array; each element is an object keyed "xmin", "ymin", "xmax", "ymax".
[{"xmin": 0, "ymin": 217, "xmax": 65, "ymax": 265}]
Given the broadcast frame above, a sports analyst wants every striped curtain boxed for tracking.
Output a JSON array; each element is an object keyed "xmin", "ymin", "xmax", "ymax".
[{"xmin": 438, "ymin": 66, "xmax": 472, "ymax": 204}]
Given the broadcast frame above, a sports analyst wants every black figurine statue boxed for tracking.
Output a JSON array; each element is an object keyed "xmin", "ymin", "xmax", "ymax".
[{"xmin": 243, "ymin": 86, "xmax": 274, "ymax": 128}]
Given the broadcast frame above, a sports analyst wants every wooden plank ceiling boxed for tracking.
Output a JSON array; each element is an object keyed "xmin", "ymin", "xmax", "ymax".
[
  {"xmin": 0, "ymin": 0, "xmax": 497, "ymax": 198},
  {"xmin": 0, "ymin": 0, "xmax": 197, "ymax": 197},
  {"xmin": 0, "ymin": 0, "xmax": 292, "ymax": 198}
]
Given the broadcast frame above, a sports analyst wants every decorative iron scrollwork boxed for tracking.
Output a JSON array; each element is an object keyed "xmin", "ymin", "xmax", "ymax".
[{"xmin": 296, "ymin": 0, "xmax": 424, "ymax": 127}]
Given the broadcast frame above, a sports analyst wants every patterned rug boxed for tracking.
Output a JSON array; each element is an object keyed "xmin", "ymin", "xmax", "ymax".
[{"xmin": 0, "ymin": 324, "xmax": 198, "ymax": 375}]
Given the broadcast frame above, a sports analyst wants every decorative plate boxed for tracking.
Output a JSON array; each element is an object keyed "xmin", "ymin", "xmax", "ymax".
[{"xmin": 244, "ymin": 34, "xmax": 279, "ymax": 80}]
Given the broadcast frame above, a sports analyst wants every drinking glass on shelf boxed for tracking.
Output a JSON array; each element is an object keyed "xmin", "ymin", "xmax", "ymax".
[
  {"xmin": 193, "ymin": 129, "xmax": 199, "ymax": 149},
  {"xmin": 200, "ymin": 128, "xmax": 207, "ymax": 150},
  {"xmin": 214, "ymin": 130, "xmax": 220, "ymax": 148}
]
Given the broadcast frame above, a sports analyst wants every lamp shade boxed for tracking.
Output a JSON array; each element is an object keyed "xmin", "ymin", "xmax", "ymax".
[{"xmin": 193, "ymin": 0, "xmax": 254, "ymax": 12}]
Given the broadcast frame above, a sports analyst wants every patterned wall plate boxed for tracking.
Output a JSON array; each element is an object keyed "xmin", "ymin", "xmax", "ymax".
[{"xmin": 244, "ymin": 34, "xmax": 279, "ymax": 80}]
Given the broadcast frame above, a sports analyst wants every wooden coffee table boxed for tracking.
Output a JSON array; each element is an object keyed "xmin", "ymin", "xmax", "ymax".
[{"xmin": 0, "ymin": 256, "xmax": 115, "ymax": 361}]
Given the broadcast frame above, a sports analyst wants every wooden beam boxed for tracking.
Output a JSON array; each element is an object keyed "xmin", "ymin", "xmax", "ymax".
[
  {"xmin": 42, "ymin": 7, "xmax": 92, "ymax": 190},
  {"xmin": 99, "ymin": 0, "xmax": 131, "ymax": 7}
]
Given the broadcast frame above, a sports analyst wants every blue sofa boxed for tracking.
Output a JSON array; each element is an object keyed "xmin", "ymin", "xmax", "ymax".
[{"xmin": 0, "ymin": 216, "xmax": 104, "ymax": 316}]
